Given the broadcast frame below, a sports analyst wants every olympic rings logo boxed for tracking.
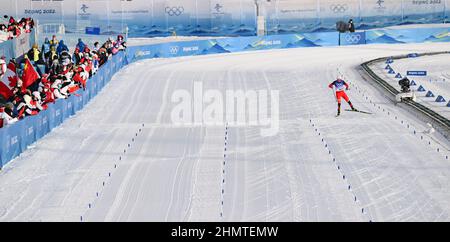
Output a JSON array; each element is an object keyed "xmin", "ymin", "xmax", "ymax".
[
  {"xmin": 170, "ymin": 46, "xmax": 179, "ymax": 54},
  {"xmin": 344, "ymin": 34, "xmax": 361, "ymax": 43},
  {"xmin": 165, "ymin": 6, "xmax": 184, "ymax": 16},
  {"xmin": 330, "ymin": 4, "xmax": 348, "ymax": 13}
]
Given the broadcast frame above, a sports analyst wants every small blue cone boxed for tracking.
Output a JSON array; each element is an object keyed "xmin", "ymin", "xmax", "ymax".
[
  {"xmin": 385, "ymin": 64, "xmax": 391, "ymax": 70},
  {"xmin": 436, "ymin": 95, "xmax": 446, "ymax": 102},
  {"xmin": 410, "ymin": 80, "xmax": 417, "ymax": 86},
  {"xmin": 395, "ymin": 73, "xmax": 402, "ymax": 78},
  {"xmin": 388, "ymin": 69, "xmax": 395, "ymax": 74},
  {"xmin": 426, "ymin": 91, "xmax": 435, "ymax": 98},
  {"xmin": 417, "ymin": 85, "xmax": 426, "ymax": 92}
]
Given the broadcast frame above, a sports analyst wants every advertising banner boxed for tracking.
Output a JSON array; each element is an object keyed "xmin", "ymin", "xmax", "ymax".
[
  {"xmin": 2, "ymin": 0, "xmax": 450, "ymax": 37},
  {"xmin": 11, "ymin": 31, "xmax": 33, "ymax": 58},
  {"xmin": 340, "ymin": 31, "xmax": 366, "ymax": 45}
]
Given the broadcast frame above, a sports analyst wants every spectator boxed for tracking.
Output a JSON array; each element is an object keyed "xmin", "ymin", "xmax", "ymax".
[
  {"xmin": 112, "ymin": 35, "xmax": 127, "ymax": 55},
  {"xmin": 59, "ymin": 51, "xmax": 72, "ymax": 66},
  {"xmin": 56, "ymin": 40, "xmax": 69, "ymax": 55},
  {"xmin": 102, "ymin": 38, "xmax": 114, "ymax": 55},
  {"xmin": 93, "ymin": 42, "xmax": 100, "ymax": 52},
  {"xmin": 41, "ymin": 37, "xmax": 51, "ymax": 62},
  {"xmin": 50, "ymin": 35, "xmax": 58, "ymax": 47},
  {"xmin": 45, "ymin": 46, "xmax": 59, "ymax": 69},
  {"xmin": 7, "ymin": 23, "xmax": 21, "ymax": 39},
  {"xmin": 1, "ymin": 34, "xmax": 125, "ymax": 128},
  {"xmin": 76, "ymin": 38, "xmax": 86, "ymax": 52},
  {"xmin": 0, "ymin": 104, "xmax": 18, "ymax": 128},
  {"xmin": 0, "ymin": 16, "xmax": 34, "ymax": 43},
  {"xmin": 72, "ymin": 47, "xmax": 82, "ymax": 65},
  {"xmin": 27, "ymin": 43, "xmax": 44, "ymax": 65}
]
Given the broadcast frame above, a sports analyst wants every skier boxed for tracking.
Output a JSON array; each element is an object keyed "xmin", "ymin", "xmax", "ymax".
[{"xmin": 328, "ymin": 76, "xmax": 357, "ymax": 116}]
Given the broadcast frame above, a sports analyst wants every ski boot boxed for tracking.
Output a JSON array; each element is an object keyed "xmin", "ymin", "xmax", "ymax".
[{"xmin": 348, "ymin": 101, "xmax": 357, "ymax": 112}]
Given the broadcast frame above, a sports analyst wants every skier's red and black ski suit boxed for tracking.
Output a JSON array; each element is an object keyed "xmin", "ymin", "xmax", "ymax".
[{"xmin": 328, "ymin": 79, "xmax": 355, "ymax": 115}]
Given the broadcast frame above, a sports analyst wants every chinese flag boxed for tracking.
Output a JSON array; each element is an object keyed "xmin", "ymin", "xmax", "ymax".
[{"xmin": 22, "ymin": 59, "xmax": 40, "ymax": 91}]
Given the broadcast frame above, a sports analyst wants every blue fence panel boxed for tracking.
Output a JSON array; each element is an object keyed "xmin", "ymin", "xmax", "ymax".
[
  {"xmin": 340, "ymin": 32, "xmax": 366, "ymax": 45},
  {"xmin": 0, "ymin": 123, "xmax": 22, "ymax": 167},
  {"xmin": 22, "ymin": 117, "xmax": 36, "ymax": 149},
  {"xmin": 0, "ymin": 40, "xmax": 15, "ymax": 61},
  {"xmin": 126, "ymin": 32, "xmax": 340, "ymax": 64},
  {"xmin": 366, "ymin": 27, "xmax": 450, "ymax": 44}
]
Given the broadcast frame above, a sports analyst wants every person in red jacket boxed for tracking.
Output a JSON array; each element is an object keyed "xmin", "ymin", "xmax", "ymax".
[{"xmin": 328, "ymin": 77, "xmax": 357, "ymax": 116}]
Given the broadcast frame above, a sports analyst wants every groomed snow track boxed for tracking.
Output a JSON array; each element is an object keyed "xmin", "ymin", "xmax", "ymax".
[{"xmin": 0, "ymin": 43, "xmax": 449, "ymax": 222}]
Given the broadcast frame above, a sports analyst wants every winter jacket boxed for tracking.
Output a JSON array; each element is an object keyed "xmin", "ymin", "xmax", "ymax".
[
  {"xmin": 27, "ymin": 48, "xmax": 41, "ymax": 63},
  {"xmin": 56, "ymin": 40, "xmax": 69, "ymax": 55},
  {"xmin": 76, "ymin": 39, "xmax": 86, "ymax": 53},
  {"xmin": 41, "ymin": 38, "xmax": 51, "ymax": 56},
  {"xmin": 45, "ymin": 50, "xmax": 59, "ymax": 66}
]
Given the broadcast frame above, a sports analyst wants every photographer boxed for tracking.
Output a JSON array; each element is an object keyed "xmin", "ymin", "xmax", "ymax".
[
  {"xmin": 348, "ymin": 19, "xmax": 355, "ymax": 33},
  {"xmin": 398, "ymin": 77, "xmax": 411, "ymax": 93}
]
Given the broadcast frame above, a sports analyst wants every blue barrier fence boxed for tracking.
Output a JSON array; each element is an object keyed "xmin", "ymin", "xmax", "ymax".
[
  {"xmin": 126, "ymin": 27, "xmax": 450, "ymax": 64},
  {"xmin": 0, "ymin": 40, "xmax": 15, "ymax": 62},
  {"xmin": 0, "ymin": 51, "xmax": 127, "ymax": 168}
]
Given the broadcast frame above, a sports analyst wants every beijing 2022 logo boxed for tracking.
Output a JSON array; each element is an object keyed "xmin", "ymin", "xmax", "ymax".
[
  {"xmin": 375, "ymin": 0, "xmax": 386, "ymax": 10},
  {"xmin": 165, "ymin": 7, "xmax": 184, "ymax": 16}
]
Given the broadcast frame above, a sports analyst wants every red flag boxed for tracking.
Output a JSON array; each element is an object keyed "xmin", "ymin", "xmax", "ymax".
[
  {"xmin": 0, "ymin": 62, "xmax": 17, "ymax": 99},
  {"xmin": 22, "ymin": 59, "xmax": 40, "ymax": 91}
]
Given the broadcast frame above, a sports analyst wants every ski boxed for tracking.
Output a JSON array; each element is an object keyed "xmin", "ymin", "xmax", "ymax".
[{"xmin": 345, "ymin": 109, "xmax": 373, "ymax": 115}]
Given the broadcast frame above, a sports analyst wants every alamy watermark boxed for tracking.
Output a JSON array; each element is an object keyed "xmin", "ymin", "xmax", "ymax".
[{"xmin": 170, "ymin": 82, "xmax": 279, "ymax": 137}]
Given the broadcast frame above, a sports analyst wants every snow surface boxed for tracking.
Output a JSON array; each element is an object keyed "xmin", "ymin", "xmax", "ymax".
[
  {"xmin": 371, "ymin": 53, "xmax": 450, "ymax": 119},
  {"xmin": 1, "ymin": 43, "xmax": 450, "ymax": 222}
]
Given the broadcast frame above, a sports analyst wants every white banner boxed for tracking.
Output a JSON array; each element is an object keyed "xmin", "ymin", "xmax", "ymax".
[
  {"xmin": 13, "ymin": 32, "xmax": 31, "ymax": 57},
  {"xmin": 1, "ymin": 0, "xmax": 449, "ymax": 35}
]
